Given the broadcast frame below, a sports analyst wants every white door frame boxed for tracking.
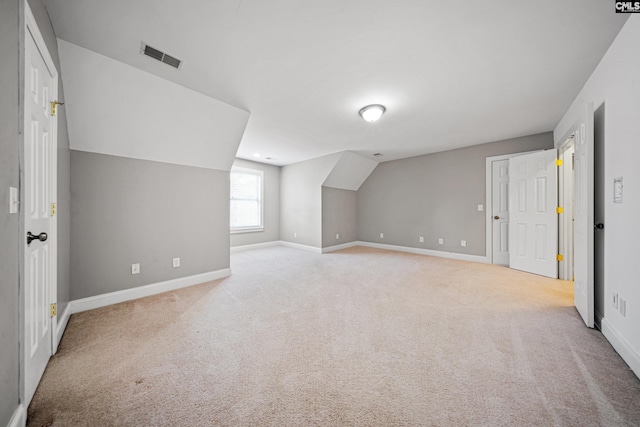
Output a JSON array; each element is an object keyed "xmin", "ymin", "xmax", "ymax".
[
  {"xmin": 558, "ymin": 136, "xmax": 575, "ymax": 281},
  {"xmin": 558, "ymin": 103, "xmax": 595, "ymax": 328},
  {"xmin": 21, "ymin": 0, "xmax": 58, "ymax": 407},
  {"xmin": 485, "ymin": 150, "xmax": 541, "ymax": 263}
]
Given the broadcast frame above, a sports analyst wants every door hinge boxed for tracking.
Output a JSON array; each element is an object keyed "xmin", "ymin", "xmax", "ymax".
[
  {"xmin": 556, "ymin": 206, "xmax": 563, "ymax": 214},
  {"xmin": 51, "ymin": 101, "xmax": 64, "ymax": 117},
  {"xmin": 557, "ymin": 254, "xmax": 564, "ymax": 262},
  {"xmin": 51, "ymin": 202, "xmax": 57, "ymax": 216},
  {"xmin": 556, "ymin": 159, "xmax": 563, "ymax": 167},
  {"xmin": 50, "ymin": 303, "xmax": 57, "ymax": 317}
]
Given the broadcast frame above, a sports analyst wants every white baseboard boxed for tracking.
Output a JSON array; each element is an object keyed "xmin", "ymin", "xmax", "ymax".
[
  {"xmin": 279, "ymin": 240, "xmax": 322, "ymax": 253},
  {"xmin": 322, "ymin": 241, "xmax": 359, "ymax": 253},
  {"xmin": 232, "ymin": 240, "xmax": 489, "ymax": 263},
  {"xmin": 230, "ymin": 241, "xmax": 281, "ymax": 253},
  {"xmin": 54, "ymin": 301, "xmax": 72, "ymax": 351},
  {"xmin": 595, "ymin": 310, "xmax": 604, "ymax": 331},
  {"xmin": 70, "ymin": 269, "xmax": 231, "ymax": 314},
  {"xmin": 355, "ymin": 241, "xmax": 490, "ymax": 264},
  {"xmin": 601, "ymin": 318, "xmax": 640, "ymax": 379},
  {"xmin": 7, "ymin": 405, "xmax": 25, "ymax": 427}
]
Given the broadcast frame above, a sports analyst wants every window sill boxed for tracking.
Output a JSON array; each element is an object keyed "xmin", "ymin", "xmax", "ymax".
[{"xmin": 231, "ymin": 227, "xmax": 264, "ymax": 234}]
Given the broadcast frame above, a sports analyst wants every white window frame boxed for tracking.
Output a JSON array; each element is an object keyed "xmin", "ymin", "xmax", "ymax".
[{"xmin": 230, "ymin": 167, "xmax": 264, "ymax": 233}]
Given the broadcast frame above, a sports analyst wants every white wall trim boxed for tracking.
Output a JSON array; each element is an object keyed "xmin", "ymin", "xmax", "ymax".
[
  {"xmin": 70, "ymin": 269, "xmax": 231, "ymax": 314},
  {"xmin": 53, "ymin": 302, "xmax": 72, "ymax": 353},
  {"xmin": 278, "ymin": 240, "xmax": 323, "ymax": 253},
  {"xmin": 356, "ymin": 241, "xmax": 490, "ymax": 264},
  {"xmin": 230, "ymin": 241, "xmax": 281, "ymax": 253},
  {"xmin": 601, "ymin": 318, "xmax": 640, "ymax": 380},
  {"xmin": 595, "ymin": 310, "xmax": 604, "ymax": 332},
  {"xmin": 7, "ymin": 405, "xmax": 25, "ymax": 427},
  {"xmin": 321, "ymin": 241, "xmax": 359, "ymax": 253},
  {"xmin": 231, "ymin": 240, "xmax": 489, "ymax": 263}
]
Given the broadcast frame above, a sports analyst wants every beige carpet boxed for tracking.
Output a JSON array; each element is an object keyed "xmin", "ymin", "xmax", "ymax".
[{"xmin": 28, "ymin": 246, "xmax": 640, "ymax": 426}]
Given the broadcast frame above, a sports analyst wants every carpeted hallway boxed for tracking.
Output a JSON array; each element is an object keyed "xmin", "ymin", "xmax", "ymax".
[{"xmin": 27, "ymin": 246, "xmax": 640, "ymax": 426}]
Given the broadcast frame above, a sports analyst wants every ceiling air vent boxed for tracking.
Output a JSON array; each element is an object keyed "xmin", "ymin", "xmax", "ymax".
[
  {"xmin": 141, "ymin": 42, "xmax": 183, "ymax": 69},
  {"xmin": 373, "ymin": 153, "xmax": 383, "ymax": 157}
]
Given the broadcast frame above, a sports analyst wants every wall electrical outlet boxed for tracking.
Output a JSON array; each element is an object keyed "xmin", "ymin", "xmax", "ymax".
[
  {"xmin": 620, "ymin": 298, "xmax": 627, "ymax": 317},
  {"xmin": 294, "ymin": 232, "xmax": 297, "ymax": 238},
  {"xmin": 461, "ymin": 240, "xmax": 467, "ymax": 247},
  {"xmin": 336, "ymin": 233, "xmax": 340, "ymax": 240},
  {"xmin": 613, "ymin": 292, "xmax": 619, "ymax": 309},
  {"xmin": 438, "ymin": 238, "xmax": 444, "ymax": 245},
  {"xmin": 380, "ymin": 233, "xmax": 384, "ymax": 239},
  {"xmin": 131, "ymin": 263, "xmax": 140, "ymax": 275},
  {"xmin": 172, "ymin": 257, "xmax": 181, "ymax": 268},
  {"xmin": 419, "ymin": 236, "xmax": 424, "ymax": 243}
]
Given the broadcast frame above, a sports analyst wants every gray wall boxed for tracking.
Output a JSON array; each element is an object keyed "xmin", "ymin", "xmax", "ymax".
[
  {"xmin": 322, "ymin": 187, "xmax": 357, "ymax": 248},
  {"xmin": 71, "ymin": 151, "xmax": 230, "ymax": 300},
  {"xmin": 358, "ymin": 133, "xmax": 554, "ymax": 256},
  {"xmin": 230, "ymin": 159, "xmax": 281, "ymax": 247},
  {"xmin": 0, "ymin": 0, "xmax": 21, "ymax": 423},
  {"xmin": 280, "ymin": 153, "xmax": 340, "ymax": 248}
]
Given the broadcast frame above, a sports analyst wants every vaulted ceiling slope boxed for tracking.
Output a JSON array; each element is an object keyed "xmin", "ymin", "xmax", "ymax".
[{"xmin": 44, "ymin": 0, "xmax": 628, "ymax": 166}]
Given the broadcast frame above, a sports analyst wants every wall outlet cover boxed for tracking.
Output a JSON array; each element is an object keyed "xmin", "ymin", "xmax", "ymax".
[
  {"xmin": 131, "ymin": 263, "xmax": 140, "ymax": 275},
  {"xmin": 461, "ymin": 240, "xmax": 467, "ymax": 247},
  {"xmin": 438, "ymin": 238, "xmax": 444, "ymax": 245},
  {"xmin": 477, "ymin": 204, "xmax": 483, "ymax": 211},
  {"xmin": 380, "ymin": 233, "xmax": 384, "ymax": 238},
  {"xmin": 336, "ymin": 234, "xmax": 340, "ymax": 240},
  {"xmin": 419, "ymin": 236, "xmax": 424, "ymax": 243},
  {"xmin": 172, "ymin": 257, "xmax": 181, "ymax": 268}
]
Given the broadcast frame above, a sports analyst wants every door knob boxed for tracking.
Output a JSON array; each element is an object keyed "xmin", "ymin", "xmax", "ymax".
[
  {"xmin": 494, "ymin": 216, "xmax": 500, "ymax": 220},
  {"xmin": 594, "ymin": 223, "xmax": 604, "ymax": 230},
  {"xmin": 27, "ymin": 231, "xmax": 48, "ymax": 245}
]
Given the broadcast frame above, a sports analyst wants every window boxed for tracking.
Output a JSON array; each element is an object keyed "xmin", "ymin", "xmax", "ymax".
[{"xmin": 230, "ymin": 167, "xmax": 263, "ymax": 232}]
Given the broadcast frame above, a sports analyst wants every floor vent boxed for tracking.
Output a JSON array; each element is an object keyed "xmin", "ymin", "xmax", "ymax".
[{"xmin": 141, "ymin": 42, "xmax": 183, "ymax": 69}]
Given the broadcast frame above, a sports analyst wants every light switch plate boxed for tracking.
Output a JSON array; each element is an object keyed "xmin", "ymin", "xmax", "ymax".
[{"xmin": 477, "ymin": 204, "xmax": 483, "ymax": 211}]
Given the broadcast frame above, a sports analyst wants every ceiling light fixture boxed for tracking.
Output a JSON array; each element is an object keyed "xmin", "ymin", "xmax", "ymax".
[{"xmin": 359, "ymin": 104, "xmax": 386, "ymax": 122}]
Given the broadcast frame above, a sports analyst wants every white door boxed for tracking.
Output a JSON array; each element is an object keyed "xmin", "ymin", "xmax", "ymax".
[
  {"xmin": 24, "ymin": 7, "xmax": 58, "ymax": 406},
  {"xmin": 491, "ymin": 159, "xmax": 510, "ymax": 265},
  {"xmin": 573, "ymin": 104, "xmax": 595, "ymax": 328},
  {"xmin": 508, "ymin": 150, "xmax": 558, "ymax": 278}
]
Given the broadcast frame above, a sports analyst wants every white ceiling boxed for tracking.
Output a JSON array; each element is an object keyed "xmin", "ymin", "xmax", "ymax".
[{"xmin": 44, "ymin": 0, "xmax": 628, "ymax": 166}]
